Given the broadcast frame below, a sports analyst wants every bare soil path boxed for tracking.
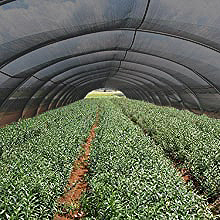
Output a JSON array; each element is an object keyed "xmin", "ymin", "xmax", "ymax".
[{"xmin": 54, "ymin": 111, "xmax": 99, "ymax": 219}]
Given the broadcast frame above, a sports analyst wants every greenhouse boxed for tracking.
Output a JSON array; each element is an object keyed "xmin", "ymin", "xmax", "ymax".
[
  {"xmin": 1, "ymin": 0, "xmax": 220, "ymax": 126},
  {"xmin": 0, "ymin": 0, "xmax": 220, "ymax": 219}
]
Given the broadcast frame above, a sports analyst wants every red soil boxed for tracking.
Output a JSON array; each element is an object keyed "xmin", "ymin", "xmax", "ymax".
[
  {"xmin": 179, "ymin": 168, "xmax": 191, "ymax": 183},
  {"xmin": 54, "ymin": 112, "xmax": 99, "ymax": 220},
  {"xmin": 172, "ymin": 159, "xmax": 220, "ymax": 215},
  {"xmin": 191, "ymin": 109, "xmax": 220, "ymax": 119},
  {"xmin": 0, "ymin": 108, "xmax": 45, "ymax": 127},
  {"xmin": 0, "ymin": 111, "xmax": 21, "ymax": 127},
  {"xmin": 173, "ymin": 164, "xmax": 196, "ymax": 185},
  {"xmin": 208, "ymin": 197, "xmax": 220, "ymax": 215}
]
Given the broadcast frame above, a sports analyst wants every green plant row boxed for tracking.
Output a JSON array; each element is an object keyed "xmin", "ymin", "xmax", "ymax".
[
  {"xmin": 82, "ymin": 99, "xmax": 213, "ymax": 219},
  {"xmin": 0, "ymin": 99, "xmax": 98, "ymax": 219},
  {"xmin": 112, "ymin": 98, "xmax": 220, "ymax": 139},
  {"xmin": 111, "ymin": 98, "xmax": 220, "ymax": 201}
]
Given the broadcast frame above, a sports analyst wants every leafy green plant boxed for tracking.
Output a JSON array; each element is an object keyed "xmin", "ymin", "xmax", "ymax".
[
  {"xmin": 0, "ymin": 99, "xmax": 98, "ymax": 219},
  {"xmin": 112, "ymin": 98, "xmax": 220, "ymax": 202},
  {"xmin": 82, "ymin": 99, "xmax": 213, "ymax": 219}
]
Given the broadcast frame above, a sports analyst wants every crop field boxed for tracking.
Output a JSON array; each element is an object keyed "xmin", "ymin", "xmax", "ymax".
[{"xmin": 0, "ymin": 97, "xmax": 219, "ymax": 219}]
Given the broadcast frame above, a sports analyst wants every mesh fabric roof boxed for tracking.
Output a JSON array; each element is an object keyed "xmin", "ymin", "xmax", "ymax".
[{"xmin": 1, "ymin": 0, "xmax": 220, "ymax": 125}]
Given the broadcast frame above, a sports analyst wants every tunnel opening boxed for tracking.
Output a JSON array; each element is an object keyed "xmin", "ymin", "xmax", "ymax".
[{"xmin": 85, "ymin": 88, "xmax": 125, "ymax": 99}]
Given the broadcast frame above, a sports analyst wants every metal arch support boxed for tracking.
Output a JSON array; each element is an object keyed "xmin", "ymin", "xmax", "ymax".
[
  {"xmin": 2, "ymin": 29, "xmax": 220, "ymax": 100},
  {"xmin": 124, "ymin": 56, "xmax": 204, "ymax": 111},
  {"xmin": 36, "ymin": 84, "xmax": 72, "ymax": 115},
  {"xmin": 12, "ymin": 55, "xmax": 201, "ymax": 119},
  {"xmin": 2, "ymin": 0, "xmax": 220, "ymax": 69},
  {"xmin": 23, "ymin": 56, "xmax": 199, "ymax": 110},
  {"xmin": 36, "ymin": 67, "xmax": 115, "ymax": 114},
  {"xmin": 0, "ymin": 0, "xmax": 16, "ymax": 6},
  {"xmin": 3, "ymin": 50, "xmax": 215, "ymax": 119},
  {"xmin": 110, "ymin": 70, "xmax": 174, "ymax": 105},
  {"xmin": 20, "ymin": 58, "xmax": 199, "ymax": 118},
  {"xmin": 130, "ymin": 49, "xmax": 220, "ymax": 97},
  {"xmin": 118, "ymin": 65, "xmax": 196, "ymax": 109},
  {"xmin": 25, "ymin": 48, "xmax": 209, "ymax": 109},
  {"xmin": 46, "ymin": 61, "xmax": 186, "ymax": 108},
  {"xmin": 1, "ymin": 27, "xmax": 219, "ymax": 71},
  {"xmin": 1, "ymin": 47, "xmax": 211, "ymax": 114},
  {"xmin": 67, "ymin": 74, "xmax": 156, "ymax": 104},
  {"xmin": 36, "ymin": 69, "xmax": 113, "ymax": 115},
  {"xmin": 67, "ymin": 77, "xmax": 153, "ymax": 105},
  {"xmin": 0, "ymin": 0, "xmax": 151, "ymax": 69},
  {"xmin": 4, "ymin": 65, "xmax": 115, "ymax": 118},
  {"xmin": 2, "ymin": 27, "xmax": 220, "ymax": 114},
  {"xmin": 72, "ymin": 72, "xmax": 165, "ymax": 104},
  {"xmin": 47, "ymin": 85, "xmax": 74, "ymax": 111},
  {"xmin": 119, "ymin": 66, "xmax": 190, "ymax": 107},
  {"xmin": 17, "ymin": 63, "xmax": 145, "ymax": 118},
  {"xmin": 110, "ymin": 73, "xmax": 173, "ymax": 107},
  {"xmin": 64, "ymin": 72, "xmax": 163, "ymax": 105},
  {"xmin": 115, "ymin": 81, "xmax": 156, "ymax": 104}
]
